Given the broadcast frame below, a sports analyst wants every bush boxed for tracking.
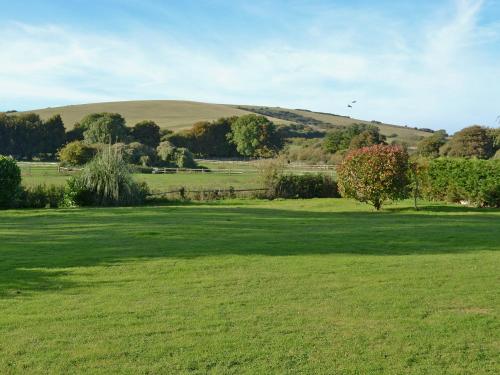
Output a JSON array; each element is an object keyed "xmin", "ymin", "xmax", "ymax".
[
  {"xmin": 337, "ymin": 145, "xmax": 409, "ymax": 210},
  {"xmin": 17, "ymin": 184, "xmax": 66, "ymax": 208},
  {"xmin": 258, "ymin": 158, "xmax": 338, "ymax": 199},
  {"xmin": 422, "ymin": 158, "xmax": 500, "ymax": 207},
  {"xmin": 271, "ymin": 174, "xmax": 339, "ymax": 199},
  {"xmin": 0, "ymin": 156, "xmax": 21, "ymax": 208},
  {"xmin": 156, "ymin": 141, "xmax": 197, "ymax": 168},
  {"xmin": 113, "ymin": 142, "xmax": 156, "ymax": 166},
  {"xmin": 58, "ymin": 141, "xmax": 97, "ymax": 166},
  {"xmin": 65, "ymin": 147, "xmax": 149, "ymax": 206}
]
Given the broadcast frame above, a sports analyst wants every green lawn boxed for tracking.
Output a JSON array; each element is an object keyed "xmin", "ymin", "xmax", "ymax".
[{"xmin": 1, "ymin": 199, "xmax": 499, "ymax": 374}]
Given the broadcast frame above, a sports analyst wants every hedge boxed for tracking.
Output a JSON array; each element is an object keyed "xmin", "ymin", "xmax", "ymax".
[{"xmin": 423, "ymin": 158, "xmax": 500, "ymax": 207}]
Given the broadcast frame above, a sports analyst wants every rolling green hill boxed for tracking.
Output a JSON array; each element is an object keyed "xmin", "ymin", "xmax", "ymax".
[{"xmin": 23, "ymin": 100, "xmax": 432, "ymax": 145}]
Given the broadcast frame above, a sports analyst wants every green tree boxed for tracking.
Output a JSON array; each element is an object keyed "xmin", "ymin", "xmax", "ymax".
[
  {"xmin": 58, "ymin": 141, "xmax": 97, "ymax": 166},
  {"xmin": 113, "ymin": 142, "xmax": 155, "ymax": 166},
  {"xmin": 324, "ymin": 124, "xmax": 382, "ymax": 154},
  {"xmin": 0, "ymin": 156, "xmax": 21, "ymax": 208},
  {"xmin": 82, "ymin": 113, "xmax": 128, "ymax": 144},
  {"xmin": 444, "ymin": 125, "xmax": 494, "ymax": 159},
  {"xmin": 349, "ymin": 128, "xmax": 386, "ymax": 150},
  {"xmin": 156, "ymin": 141, "xmax": 197, "ymax": 168},
  {"xmin": 417, "ymin": 131, "xmax": 447, "ymax": 158},
  {"xmin": 131, "ymin": 120, "xmax": 161, "ymax": 148},
  {"xmin": 40, "ymin": 115, "xmax": 66, "ymax": 155},
  {"xmin": 337, "ymin": 144, "xmax": 409, "ymax": 210},
  {"xmin": 228, "ymin": 114, "xmax": 282, "ymax": 157}
]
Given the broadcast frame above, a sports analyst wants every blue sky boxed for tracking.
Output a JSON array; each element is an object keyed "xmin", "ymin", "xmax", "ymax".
[{"xmin": 1, "ymin": 0, "xmax": 499, "ymax": 132}]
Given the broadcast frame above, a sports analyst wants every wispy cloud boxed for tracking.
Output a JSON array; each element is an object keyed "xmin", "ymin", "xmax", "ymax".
[{"xmin": 0, "ymin": 0, "xmax": 498, "ymax": 132}]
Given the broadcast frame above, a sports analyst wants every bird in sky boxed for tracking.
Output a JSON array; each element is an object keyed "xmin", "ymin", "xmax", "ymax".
[
  {"xmin": 347, "ymin": 104, "xmax": 352, "ymax": 108},
  {"xmin": 347, "ymin": 100, "xmax": 357, "ymax": 108}
]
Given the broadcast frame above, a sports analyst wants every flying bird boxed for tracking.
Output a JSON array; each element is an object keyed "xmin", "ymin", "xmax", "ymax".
[
  {"xmin": 352, "ymin": 100, "xmax": 357, "ymax": 104},
  {"xmin": 347, "ymin": 104, "xmax": 353, "ymax": 108}
]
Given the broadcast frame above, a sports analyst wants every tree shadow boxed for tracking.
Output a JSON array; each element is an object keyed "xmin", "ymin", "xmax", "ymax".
[{"xmin": 1, "ymin": 203, "xmax": 499, "ymax": 298}]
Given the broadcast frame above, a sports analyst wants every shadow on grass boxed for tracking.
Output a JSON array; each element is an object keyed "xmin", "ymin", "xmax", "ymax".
[{"xmin": 0, "ymin": 203, "xmax": 499, "ymax": 298}]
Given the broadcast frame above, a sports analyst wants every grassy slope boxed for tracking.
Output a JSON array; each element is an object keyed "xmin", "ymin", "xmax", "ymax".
[
  {"xmin": 26, "ymin": 100, "xmax": 290, "ymax": 131},
  {"xmin": 23, "ymin": 100, "xmax": 428, "ymax": 145},
  {"xmin": 0, "ymin": 199, "xmax": 499, "ymax": 374},
  {"xmin": 238, "ymin": 105, "xmax": 433, "ymax": 145}
]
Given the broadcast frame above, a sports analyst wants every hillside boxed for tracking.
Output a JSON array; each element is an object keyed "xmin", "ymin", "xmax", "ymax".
[{"xmin": 23, "ymin": 100, "xmax": 432, "ymax": 145}]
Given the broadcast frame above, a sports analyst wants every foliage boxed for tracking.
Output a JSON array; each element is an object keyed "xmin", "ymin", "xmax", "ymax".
[
  {"xmin": 349, "ymin": 128, "xmax": 386, "ymax": 150},
  {"xmin": 422, "ymin": 158, "xmax": 500, "ymax": 207},
  {"xmin": 131, "ymin": 120, "xmax": 161, "ymax": 148},
  {"xmin": 276, "ymin": 123, "xmax": 325, "ymax": 139},
  {"xmin": 228, "ymin": 114, "xmax": 282, "ymax": 157},
  {"xmin": 0, "ymin": 156, "xmax": 21, "ymax": 208},
  {"xmin": 156, "ymin": 141, "xmax": 197, "ymax": 168},
  {"xmin": 283, "ymin": 138, "xmax": 341, "ymax": 164},
  {"xmin": 324, "ymin": 124, "xmax": 385, "ymax": 154},
  {"xmin": 16, "ymin": 184, "xmax": 66, "ymax": 208},
  {"xmin": 337, "ymin": 144, "xmax": 409, "ymax": 210},
  {"xmin": 65, "ymin": 123, "xmax": 86, "ymax": 143},
  {"xmin": 270, "ymin": 174, "xmax": 339, "ymax": 199},
  {"xmin": 82, "ymin": 113, "xmax": 128, "ymax": 144},
  {"xmin": 113, "ymin": 142, "xmax": 156, "ymax": 166},
  {"xmin": 58, "ymin": 141, "xmax": 97, "ymax": 166},
  {"xmin": 167, "ymin": 117, "xmax": 239, "ymax": 157},
  {"xmin": 0, "ymin": 113, "xmax": 67, "ymax": 159},
  {"xmin": 443, "ymin": 125, "xmax": 494, "ymax": 159},
  {"xmin": 66, "ymin": 146, "xmax": 149, "ymax": 206},
  {"xmin": 417, "ymin": 131, "xmax": 447, "ymax": 158},
  {"xmin": 258, "ymin": 157, "xmax": 286, "ymax": 196}
]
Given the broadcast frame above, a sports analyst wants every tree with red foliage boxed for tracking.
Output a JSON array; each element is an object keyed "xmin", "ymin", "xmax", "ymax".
[{"xmin": 337, "ymin": 144, "xmax": 409, "ymax": 210}]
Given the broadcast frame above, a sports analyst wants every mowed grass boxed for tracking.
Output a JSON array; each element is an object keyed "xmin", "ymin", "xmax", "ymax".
[{"xmin": 0, "ymin": 199, "xmax": 499, "ymax": 374}]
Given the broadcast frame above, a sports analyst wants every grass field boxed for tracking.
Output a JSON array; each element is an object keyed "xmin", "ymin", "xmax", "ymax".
[
  {"xmin": 19, "ymin": 163, "xmax": 262, "ymax": 191},
  {"xmin": 1, "ymin": 199, "xmax": 498, "ymax": 374},
  {"xmin": 19, "ymin": 162, "xmax": 335, "ymax": 192}
]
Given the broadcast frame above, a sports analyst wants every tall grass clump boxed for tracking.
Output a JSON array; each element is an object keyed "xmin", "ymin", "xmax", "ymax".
[{"xmin": 66, "ymin": 146, "xmax": 149, "ymax": 206}]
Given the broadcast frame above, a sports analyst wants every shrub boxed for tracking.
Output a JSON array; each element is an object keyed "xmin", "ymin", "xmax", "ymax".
[
  {"xmin": 324, "ymin": 124, "xmax": 384, "ymax": 154},
  {"xmin": 65, "ymin": 147, "xmax": 149, "ymax": 206},
  {"xmin": 58, "ymin": 141, "xmax": 97, "ymax": 166},
  {"xmin": 156, "ymin": 141, "xmax": 197, "ymax": 168},
  {"xmin": 113, "ymin": 142, "xmax": 156, "ymax": 166},
  {"xmin": 423, "ymin": 158, "xmax": 500, "ymax": 207},
  {"xmin": 337, "ymin": 144, "xmax": 409, "ymax": 210},
  {"xmin": 17, "ymin": 184, "xmax": 66, "ymax": 208},
  {"xmin": 0, "ymin": 156, "xmax": 21, "ymax": 208},
  {"xmin": 271, "ymin": 174, "xmax": 339, "ymax": 199}
]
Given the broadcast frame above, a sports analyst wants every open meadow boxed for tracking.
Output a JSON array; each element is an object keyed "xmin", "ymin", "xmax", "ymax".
[
  {"xmin": 19, "ymin": 162, "xmax": 336, "ymax": 193},
  {"xmin": 1, "ymin": 199, "xmax": 498, "ymax": 374}
]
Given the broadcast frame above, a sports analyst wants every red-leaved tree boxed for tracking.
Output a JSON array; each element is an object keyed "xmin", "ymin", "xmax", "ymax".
[{"xmin": 337, "ymin": 144, "xmax": 409, "ymax": 210}]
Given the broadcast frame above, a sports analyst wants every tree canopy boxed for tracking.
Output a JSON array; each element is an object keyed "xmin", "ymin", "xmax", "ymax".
[{"xmin": 228, "ymin": 114, "xmax": 282, "ymax": 157}]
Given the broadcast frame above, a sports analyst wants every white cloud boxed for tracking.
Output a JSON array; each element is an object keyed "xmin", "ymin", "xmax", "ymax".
[{"xmin": 0, "ymin": 0, "xmax": 499, "ymax": 132}]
